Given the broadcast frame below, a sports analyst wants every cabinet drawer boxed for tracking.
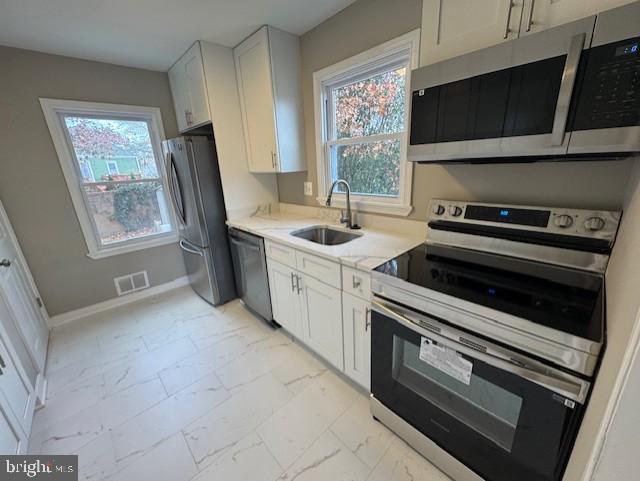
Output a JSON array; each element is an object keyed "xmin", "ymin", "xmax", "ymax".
[
  {"xmin": 342, "ymin": 267, "xmax": 371, "ymax": 301},
  {"xmin": 265, "ymin": 239, "xmax": 296, "ymax": 268},
  {"xmin": 296, "ymin": 251, "xmax": 341, "ymax": 289}
]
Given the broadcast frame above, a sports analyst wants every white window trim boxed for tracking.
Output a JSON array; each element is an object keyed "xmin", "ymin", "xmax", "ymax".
[
  {"xmin": 313, "ymin": 29, "xmax": 420, "ymax": 217},
  {"xmin": 106, "ymin": 160, "xmax": 120, "ymax": 176},
  {"xmin": 40, "ymin": 98, "xmax": 178, "ymax": 260}
]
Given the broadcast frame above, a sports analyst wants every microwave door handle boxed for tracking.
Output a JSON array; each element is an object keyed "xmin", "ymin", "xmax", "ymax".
[
  {"xmin": 551, "ymin": 32, "xmax": 586, "ymax": 146},
  {"xmin": 371, "ymin": 300, "xmax": 589, "ymax": 404}
]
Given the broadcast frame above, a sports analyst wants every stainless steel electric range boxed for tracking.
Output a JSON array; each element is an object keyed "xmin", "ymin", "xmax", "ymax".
[{"xmin": 370, "ymin": 199, "xmax": 621, "ymax": 481}]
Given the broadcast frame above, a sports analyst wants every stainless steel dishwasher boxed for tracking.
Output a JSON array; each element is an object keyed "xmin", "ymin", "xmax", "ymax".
[{"xmin": 228, "ymin": 227, "xmax": 274, "ymax": 323}]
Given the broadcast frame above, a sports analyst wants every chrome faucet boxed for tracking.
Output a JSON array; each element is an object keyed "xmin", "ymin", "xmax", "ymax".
[{"xmin": 326, "ymin": 179, "xmax": 360, "ymax": 230}]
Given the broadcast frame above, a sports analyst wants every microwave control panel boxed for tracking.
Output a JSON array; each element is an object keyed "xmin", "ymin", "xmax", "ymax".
[{"xmin": 572, "ymin": 36, "xmax": 640, "ymax": 131}]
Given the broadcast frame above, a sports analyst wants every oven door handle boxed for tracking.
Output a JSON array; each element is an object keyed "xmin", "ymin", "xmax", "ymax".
[{"xmin": 372, "ymin": 299, "xmax": 589, "ymax": 404}]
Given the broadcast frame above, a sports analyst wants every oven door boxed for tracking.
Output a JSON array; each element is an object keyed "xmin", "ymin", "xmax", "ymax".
[{"xmin": 371, "ymin": 298, "xmax": 590, "ymax": 481}]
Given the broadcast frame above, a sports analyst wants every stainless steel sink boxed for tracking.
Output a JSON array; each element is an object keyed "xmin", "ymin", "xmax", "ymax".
[{"xmin": 290, "ymin": 226, "xmax": 362, "ymax": 246}]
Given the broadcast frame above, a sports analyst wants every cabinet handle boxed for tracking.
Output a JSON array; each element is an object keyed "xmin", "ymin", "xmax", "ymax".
[
  {"xmin": 352, "ymin": 277, "xmax": 362, "ymax": 289},
  {"xmin": 525, "ymin": 0, "xmax": 535, "ymax": 32},
  {"xmin": 296, "ymin": 275, "xmax": 303, "ymax": 294},
  {"xmin": 290, "ymin": 272, "xmax": 296, "ymax": 292},
  {"xmin": 504, "ymin": 0, "xmax": 514, "ymax": 39},
  {"xmin": 185, "ymin": 110, "xmax": 193, "ymax": 126},
  {"xmin": 0, "ymin": 354, "xmax": 5, "ymax": 369},
  {"xmin": 270, "ymin": 151, "xmax": 277, "ymax": 170},
  {"xmin": 0, "ymin": 259, "xmax": 10, "ymax": 268},
  {"xmin": 365, "ymin": 307, "xmax": 371, "ymax": 332}
]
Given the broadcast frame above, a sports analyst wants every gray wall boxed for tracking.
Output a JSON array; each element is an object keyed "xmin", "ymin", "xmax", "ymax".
[
  {"xmin": 0, "ymin": 46, "xmax": 186, "ymax": 316},
  {"xmin": 276, "ymin": 0, "xmax": 635, "ymax": 217}
]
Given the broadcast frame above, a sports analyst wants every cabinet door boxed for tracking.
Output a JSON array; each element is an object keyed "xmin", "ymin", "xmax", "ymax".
[
  {"xmin": 234, "ymin": 27, "xmax": 278, "ymax": 173},
  {"xmin": 420, "ymin": 0, "xmax": 524, "ymax": 66},
  {"xmin": 0, "ymin": 405, "xmax": 26, "ymax": 454},
  {"xmin": 267, "ymin": 259, "xmax": 301, "ymax": 338},
  {"xmin": 0, "ymin": 328, "xmax": 34, "ymax": 441},
  {"xmin": 168, "ymin": 56, "xmax": 189, "ymax": 132},
  {"xmin": 342, "ymin": 293, "xmax": 371, "ymax": 390},
  {"xmin": 183, "ymin": 43, "xmax": 210, "ymax": 128},
  {"xmin": 519, "ymin": 0, "xmax": 631, "ymax": 36},
  {"xmin": 299, "ymin": 275, "xmax": 344, "ymax": 370}
]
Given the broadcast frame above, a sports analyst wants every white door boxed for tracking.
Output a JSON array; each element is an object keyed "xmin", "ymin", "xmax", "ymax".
[
  {"xmin": 168, "ymin": 56, "xmax": 190, "ymax": 132},
  {"xmin": 267, "ymin": 259, "xmax": 302, "ymax": 338},
  {"xmin": 299, "ymin": 274, "xmax": 344, "ymax": 370},
  {"xmin": 0, "ymin": 324, "xmax": 35, "ymax": 443},
  {"xmin": 342, "ymin": 293, "xmax": 371, "ymax": 390},
  {"xmin": 520, "ymin": 0, "xmax": 632, "ymax": 36},
  {"xmin": 420, "ymin": 0, "xmax": 525, "ymax": 66},
  {"xmin": 0, "ymin": 403, "xmax": 27, "ymax": 454},
  {"xmin": 184, "ymin": 43, "xmax": 211, "ymax": 128},
  {"xmin": 234, "ymin": 27, "xmax": 279, "ymax": 173},
  {"xmin": 0, "ymin": 203, "xmax": 48, "ymax": 373}
]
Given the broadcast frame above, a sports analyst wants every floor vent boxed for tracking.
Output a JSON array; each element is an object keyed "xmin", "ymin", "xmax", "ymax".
[{"xmin": 114, "ymin": 271, "xmax": 150, "ymax": 296}]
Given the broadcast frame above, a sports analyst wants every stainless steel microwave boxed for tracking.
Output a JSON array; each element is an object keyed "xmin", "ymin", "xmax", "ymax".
[{"xmin": 408, "ymin": 2, "xmax": 640, "ymax": 162}]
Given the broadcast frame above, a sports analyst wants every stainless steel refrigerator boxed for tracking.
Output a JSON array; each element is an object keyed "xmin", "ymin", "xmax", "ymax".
[{"xmin": 162, "ymin": 136, "xmax": 236, "ymax": 305}]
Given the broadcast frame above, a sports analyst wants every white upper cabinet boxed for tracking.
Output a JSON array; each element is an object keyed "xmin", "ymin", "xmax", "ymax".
[
  {"xmin": 168, "ymin": 42, "xmax": 211, "ymax": 132},
  {"xmin": 234, "ymin": 26, "xmax": 306, "ymax": 173},
  {"xmin": 519, "ymin": 0, "xmax": 636, "ymax": 36},
  {"xmin": 420, "ymin": 0, "xmax": 635, "ymax": 65},
  {"xmin": 420, "ymin": 0, "xmax": 524, "ymax": 66}
]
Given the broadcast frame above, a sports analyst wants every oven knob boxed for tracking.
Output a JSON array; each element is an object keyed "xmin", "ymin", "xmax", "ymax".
[
  {"xmin": 554, "ymin": 215, "xmax": 573, "ymax": 228},
  {"xmin": 584, "ymin": 217, "xmax": 606, "ymax": 232},
  {"xmin": 432, "ymin": 204, "xmax": 445, "ymax": 215},
  {"xmin": 449, "ymin": 206, "xmax": 463, "ymax": 217}
]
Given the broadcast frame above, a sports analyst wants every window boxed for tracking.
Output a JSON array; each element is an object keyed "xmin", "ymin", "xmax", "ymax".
[
  {"xmin": 314, "ymin": 30, "xmax": 420, "ymax": 216},
  {"xmin": 40, "ymin": 99, "xmax": 177, "ymax": 259},
  {"xmin": 106, "ymin": 160, "xmax": 120, "ymax": 176}
]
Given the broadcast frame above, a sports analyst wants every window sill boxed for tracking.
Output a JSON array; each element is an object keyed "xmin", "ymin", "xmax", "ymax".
[
  {"xmin": 86, "ymin": 234, "xmax": 179, "ymax": 260},
  {"xmin": 316, "ymin": 196, "xmax": 413, "ymax": 217}
]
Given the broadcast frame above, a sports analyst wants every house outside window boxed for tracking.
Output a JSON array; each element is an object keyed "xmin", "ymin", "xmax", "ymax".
[
  {"xmin": 106, "ymin": 160, "xmax": 120, "ymax": 176},
  {"xmin": 313, "ymin": 30, "xmax": 420, "ymax": 216},
  {"xmin": 40, "ymin": 99, "xmax": 177, "ymax": 259}
]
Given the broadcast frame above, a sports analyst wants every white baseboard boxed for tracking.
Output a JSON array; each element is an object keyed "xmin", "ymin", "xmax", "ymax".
[{"xmin": 48, "ymin": 276, "xmax": 190, "ymax": 328}]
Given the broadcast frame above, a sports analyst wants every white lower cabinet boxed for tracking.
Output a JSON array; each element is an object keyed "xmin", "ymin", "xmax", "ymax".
[
  {"xmin": 267, "ymin": 259, "xmax": 302, "ymax": 338},
  {"xmin": 298, "ymin": 274, "xmax": 344, "ymax": 370},
  {"xmin": 342, "ymin": 292, "xmax": 371, "ymax": 390},
  {"xmin": 266, "ymin": 240, "xmax": 372, "ymax": 389}
]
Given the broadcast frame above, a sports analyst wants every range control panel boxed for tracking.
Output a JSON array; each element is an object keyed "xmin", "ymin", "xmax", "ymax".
[
  {"xmin": 573, "ymin": 36, "xmax": 640, "ymax": 131},
  {"xmin": 428, "ymin": 199, "xmax": 622, "ymax": 242}
]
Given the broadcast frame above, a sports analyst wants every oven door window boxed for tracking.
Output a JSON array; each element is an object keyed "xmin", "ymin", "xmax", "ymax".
[
  {"xmin": 393, "ymin": 336, "xmax": 523, "ymax": 452},
  {"xmin": 371, "ymin": 309, "xmax": 586, "ymax": 481}
]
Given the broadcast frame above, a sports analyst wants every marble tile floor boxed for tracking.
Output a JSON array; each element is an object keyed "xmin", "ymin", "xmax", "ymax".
[{"xmin": 30, "ymin": 286, "xmax": 451, "ymax": 481}]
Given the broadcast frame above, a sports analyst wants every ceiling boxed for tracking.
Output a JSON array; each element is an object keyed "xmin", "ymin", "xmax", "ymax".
[{"xmin": 0, "ymin": 0, "xmax": 356, "ymax": 71}]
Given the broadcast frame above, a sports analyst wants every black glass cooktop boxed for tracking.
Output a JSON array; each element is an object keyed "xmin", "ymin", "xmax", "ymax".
[{"xmin": 374, "ymin": 243, "xmax": 604, "ymax": 342}]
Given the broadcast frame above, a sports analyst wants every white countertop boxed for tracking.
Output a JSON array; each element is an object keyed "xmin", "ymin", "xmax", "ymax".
[{"xmin": 227, "ymin": 208, "xmax": 424, "ymax": 271}]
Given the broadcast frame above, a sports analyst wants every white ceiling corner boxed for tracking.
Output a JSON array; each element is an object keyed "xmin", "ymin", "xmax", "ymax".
[{"xmin": 0, "ymin": 0, "xmax": 356, "ymax": 70}]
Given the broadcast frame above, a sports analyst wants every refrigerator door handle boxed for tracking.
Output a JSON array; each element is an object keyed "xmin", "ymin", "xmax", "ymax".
[
  {"xmin": 166, "ymin": 151, "xmax": 186, "ymax": 225},
  {"xmin": 179, "ymin": 239, "xmax": 203, "ymax": 256}
]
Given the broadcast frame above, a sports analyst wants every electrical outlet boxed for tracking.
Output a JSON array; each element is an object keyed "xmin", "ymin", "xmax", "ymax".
[{"xmin": 304, "ymin": 182, "xmax": 313, "ymax": 196}]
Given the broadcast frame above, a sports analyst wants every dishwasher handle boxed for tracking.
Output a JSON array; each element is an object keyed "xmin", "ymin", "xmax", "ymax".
[{"xmin": 229, "ymin": 235, "xmax": 261, "ymax": 252}]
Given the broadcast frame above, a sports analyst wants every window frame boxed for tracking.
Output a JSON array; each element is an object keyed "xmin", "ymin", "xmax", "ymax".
[
  {"xmin": 40, "ymin": 98, "xmax": 178, "ymax": 259},
  {"xmin": 313, "ymin": 29, "xmax": 420, "ymax": 216}
]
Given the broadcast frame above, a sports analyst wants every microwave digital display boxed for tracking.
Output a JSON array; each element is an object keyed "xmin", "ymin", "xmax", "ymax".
[{"xmin": 615, "ymin": 42, "xmax": 639, "ymax": 56}]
